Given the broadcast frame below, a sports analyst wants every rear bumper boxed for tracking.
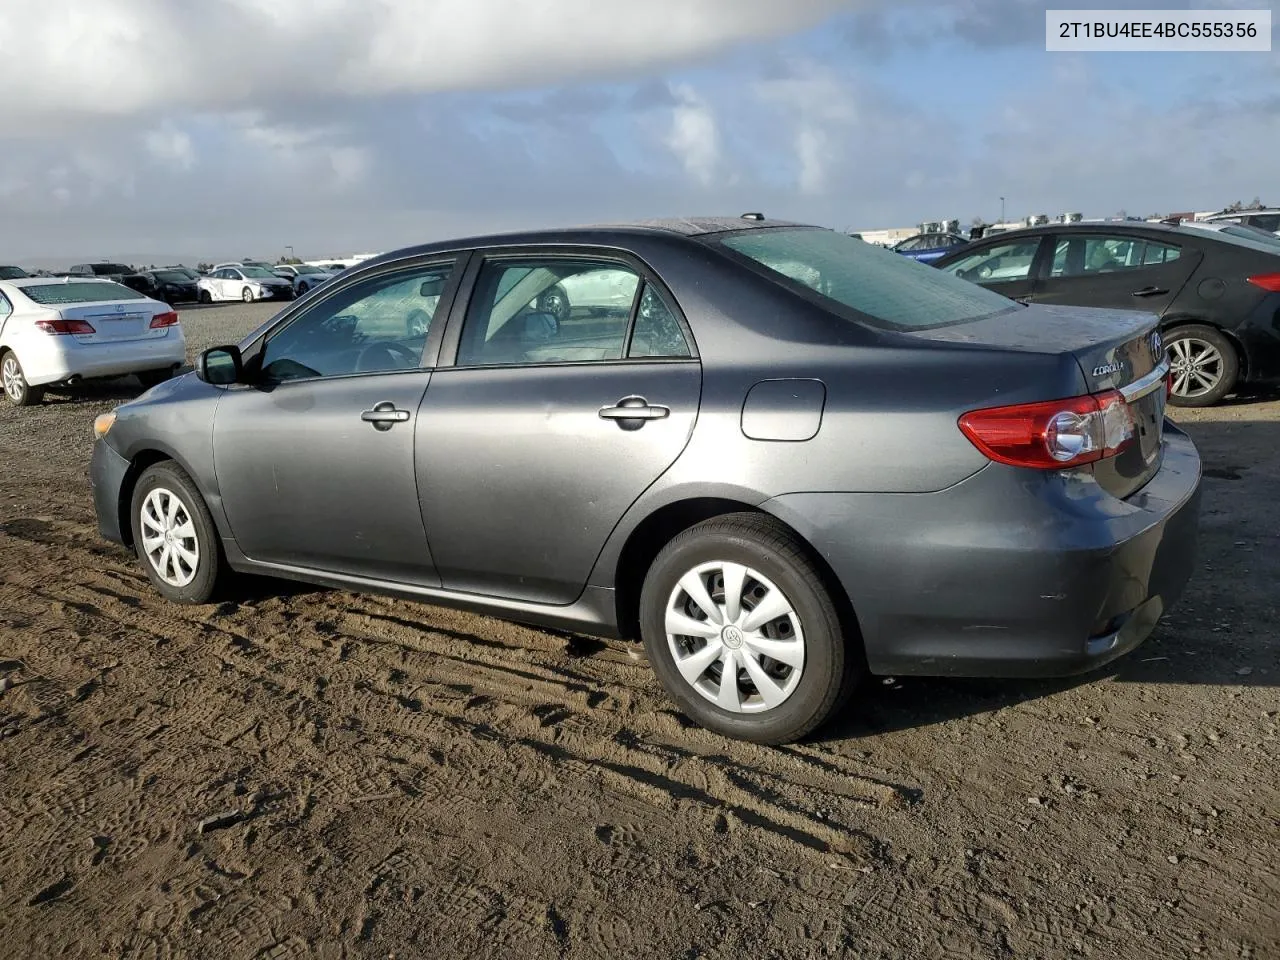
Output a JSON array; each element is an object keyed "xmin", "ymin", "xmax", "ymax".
[
  {"xmin": 763, "ymin": 423, "xmax": 1202, "ymax": 678},
  {"xmin": 1236, "ymin": 292, "xmax": 1280, "ymax": 383},
  {"xmin": 21, "ymin": 332, "xmax": 187, "ymax": 386},
  {"xmin": 90, "ymin": 440, "xmax": 131, "ymax": 544}
]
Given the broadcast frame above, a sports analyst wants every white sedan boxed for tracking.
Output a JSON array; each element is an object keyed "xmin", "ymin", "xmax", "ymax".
[
  {"xmin": 197, "ymin": 266, "xmax": 294, "ymax": 303},
  {"xmin": 0, "ymin": 277, "xmax": 186, "ymax": 407}
]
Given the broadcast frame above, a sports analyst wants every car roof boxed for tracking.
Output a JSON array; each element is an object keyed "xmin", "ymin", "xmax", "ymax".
[{"xmin": 353, "ymin": 216, "xmax": 813, "ymax": 268}]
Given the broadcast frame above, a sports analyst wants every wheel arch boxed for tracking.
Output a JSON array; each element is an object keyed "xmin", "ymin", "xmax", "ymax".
[
  {"xmin": 116, "ymin": 447, "xmax": 222, "ymax": 547},
  {"xmin": 611, "ymin": 497, "xmax": 865, "ymax": 668}
]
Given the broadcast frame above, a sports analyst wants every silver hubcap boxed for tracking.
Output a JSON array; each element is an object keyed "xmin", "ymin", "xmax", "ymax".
[
  {"xmin": 140, "ymin": 487, "xmax": 200, "ymax": 587},
  {"xmin": 1168, "ymin": 338, "xmax": 1222, "ymax": 398},
  {"xmin": 2, "ymin": 356, "xmax": 23, "ymax": 401},
  {"xmin": 243, "ymin": 288, "xmax": 253, "ymax": 301},
  {"xmin": 665, "ymin": 561, "xmax": 805, "ymax": 714}
]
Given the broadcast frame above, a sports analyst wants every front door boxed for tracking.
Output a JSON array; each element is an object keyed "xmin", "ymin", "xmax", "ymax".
[
  {"xmin": 213, "ymin": 257, "xmax": 462, "ymax": 584},
  {"xmin": 417, "ymin": 254, "xmax": 702, "ymax": 604},
  {"xmin": 1030, "ymin": 232, "xmax": 1202, "ymax": 315}
]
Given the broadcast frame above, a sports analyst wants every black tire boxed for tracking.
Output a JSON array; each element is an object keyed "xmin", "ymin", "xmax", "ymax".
[
  {"xmin": 1, "ymin": 350, "xmax": 44, "ymax": 407},
  {"xmin": 241, "ymin": 287, "xmax": 255, "ymax": 303},
  {"xmin": 1166, "ymin": 324, "xmax": 1239, "ymax": 408},
  {"xmin": 199, "ymin": 289, "xmax": 213, "ymax": 304},
  {"xmin": 130, "ymin": 461, "xmax": 224, "ymax": 604},
  {"xmin": 639, "ymin": 513, "xmax": 859, "ymax": 745},
  {"xmin": 136, "ymin": 368, "xmax": 174, "ymax": 389},
  {"xmin": 296, "ymin": 281, "xmax": 309, "ymax": 296},
  {"xmin": 536, "ymin": 284, "xmax": 571, "ymax": 322}
]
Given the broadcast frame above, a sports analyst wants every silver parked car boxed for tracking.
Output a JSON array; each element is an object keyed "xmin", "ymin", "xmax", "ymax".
[{"xmin": 89, "ymin": 216, "xmax": 1202, "ymax": 744}]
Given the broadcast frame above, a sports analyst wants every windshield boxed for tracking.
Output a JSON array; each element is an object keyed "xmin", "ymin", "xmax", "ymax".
[
  {"xmin": 718, "ymin": 227, "xmax": 1017, "ymax": 329},
  {"xmin": 240, "ymin": 267, "xmax": 277, "ymax": 279},
  {"xmin": 0, "ymin": 266, "xmax": 27, "ymax": 279},
  {"xmin": 18, "ymin": 281, "xmax": 147, "ymax": 305},
  {"xmin": 92, "ymin": 264, "xmax": 132, "ymax": 275},
  {"xmin": 295, "ymin": 265, "xmax": 325, "ymax": 274},
  {"xmin": 153, "ymin": 270, "xmax": 192, "ymax": 282}
]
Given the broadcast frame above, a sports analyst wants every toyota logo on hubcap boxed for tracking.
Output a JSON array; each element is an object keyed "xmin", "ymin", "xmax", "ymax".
[{"xmin": 721, "ymin": 626, "xmax": 744, "ymax": 649}]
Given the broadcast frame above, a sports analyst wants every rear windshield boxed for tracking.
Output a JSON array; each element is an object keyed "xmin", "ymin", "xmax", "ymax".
[
  {"xmin": 153, "ymin": 270, "xmax": 193, "ymax": 282},
  {"xmin": 1214, "ymin": 225, "xmax": 1280, "ymax": 251},
  {"xmin": 717, "ymin": 227, "xmax": 1016, "ymax": 330},
  {"xmin": 0, "ymin": 266, "xmax": 27, "ymax": 279},
  {"xmin": 19, "ymin": 281, "xmax": 148, "ymax": 305},
  {"xmin": 92, "ymin": 264, "xmax": 132, "ymax": 275}
]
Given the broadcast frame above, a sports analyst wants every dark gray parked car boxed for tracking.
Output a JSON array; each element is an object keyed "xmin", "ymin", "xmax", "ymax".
[{"xmin": 89, "ymin": 217, "xmax": 1202, "ymax": 744}]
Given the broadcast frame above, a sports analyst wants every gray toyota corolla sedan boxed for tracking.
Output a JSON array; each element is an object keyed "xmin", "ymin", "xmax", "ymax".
[{"xmin": 89, "ymin": 216, "xmax": 1202, "ymax": 744}]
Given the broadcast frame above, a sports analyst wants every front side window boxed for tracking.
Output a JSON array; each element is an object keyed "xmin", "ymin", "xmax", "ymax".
[
  {"xmin": 1248, "ymin": 213, "xmax": 1280, "ymax": 233},
  {"xmin": 456, "ymin": 258, "xmax": 641, "ymax": 366},
  {"xmin": 259, "ymin": 261, "xmax": 456, "ymax": 383},
  {"xmin": 937, "ymin": 239, "xmax": 1042, "ymax": 286}
]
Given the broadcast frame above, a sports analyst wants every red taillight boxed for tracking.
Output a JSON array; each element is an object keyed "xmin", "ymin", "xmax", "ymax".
[
  {"xmin": 958, "ymin": 390, "xmax": 1136, "ymax": 469},
  {"xmin": 1246, "ymin": 273, "xmax": 1280, "ymax": 292},
  {"xmin": 35, "ymin": 318, "xmax": 95, "ymax": 335},
  {"xmin": 149, "ymin": 311, "xmax": 179, "ymax": 328}
]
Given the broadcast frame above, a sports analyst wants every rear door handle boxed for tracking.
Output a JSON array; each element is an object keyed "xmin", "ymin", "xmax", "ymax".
[
  {"xmin": 1131, "ymin": 286, "xmax": 1168, "ymax": 297},
  {"xmin": 599, "ymin": 395, "xmax": 670, "ymax": 429},
  {"xmin": 361, "ymin": 401, "xmax": 411, "ymax": 431}
]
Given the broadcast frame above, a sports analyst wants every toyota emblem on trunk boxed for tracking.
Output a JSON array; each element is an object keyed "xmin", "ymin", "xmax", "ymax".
[{"xmin": 1150, "ymin": 329, "xmax": 1163, "ymax": 357}]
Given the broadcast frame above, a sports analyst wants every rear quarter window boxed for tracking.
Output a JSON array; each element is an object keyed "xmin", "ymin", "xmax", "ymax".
[{"xmin": 718, "ymin": 227, "xmax": 1017, "ymax": 330}]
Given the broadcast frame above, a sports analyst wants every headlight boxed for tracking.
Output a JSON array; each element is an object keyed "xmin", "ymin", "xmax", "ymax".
[{"xmin": 93, "ymin": 412, "xmax": 116, "ymax": 439}]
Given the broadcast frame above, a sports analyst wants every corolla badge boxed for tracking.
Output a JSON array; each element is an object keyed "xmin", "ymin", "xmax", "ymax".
[{"xmin": 1093, "ymin": 361, "xmax": 1125, "ymax": 377}]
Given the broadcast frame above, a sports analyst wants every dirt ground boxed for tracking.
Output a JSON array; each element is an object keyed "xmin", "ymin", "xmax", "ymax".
[{"xmin": 1, "ymin": 302, "xmax": 1277, "ymax": 960}]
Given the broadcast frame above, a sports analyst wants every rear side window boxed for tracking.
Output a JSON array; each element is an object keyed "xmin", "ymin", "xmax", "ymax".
[
  {"xmin": 1048, "ymin": 236, "xmax": 1181, "ymax": 277},
  {"xmin": 719, "ymin": 228, "xmax": 1017, "ymax": 330},
  {"xmin": 18, "ymin": 282, "xmax": 147, "ymax": 305},
  {"xmin": 939, "ymin": 239, "xmax": 1041, "ymax": 285}
]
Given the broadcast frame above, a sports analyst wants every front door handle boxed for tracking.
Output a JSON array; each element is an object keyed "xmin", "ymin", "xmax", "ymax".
[
  {"xmin": 599, "ymin": 396, "xmax": 670, "ymax": 430},
  {"xmin": 361, "ymin": 401, "xmax": 411, "ymax": 431},
  {"xmin": 1132, "ymin": 286, "xmax": 1168, "ymax": 297}
]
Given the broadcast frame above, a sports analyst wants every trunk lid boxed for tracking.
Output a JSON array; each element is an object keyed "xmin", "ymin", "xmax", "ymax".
[
  {"xmin": 906, "ymin": 303, "xmax": 1168, "ymax": 497},
  {"xmin": 60, "ymin": 300, "xmax": 167, "ymax": 343}
]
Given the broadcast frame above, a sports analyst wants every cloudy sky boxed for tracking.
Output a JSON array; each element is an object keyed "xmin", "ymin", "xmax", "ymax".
[{"xmin": 0, "ymin": 0, "xmax": 1276, "ymax": 264}]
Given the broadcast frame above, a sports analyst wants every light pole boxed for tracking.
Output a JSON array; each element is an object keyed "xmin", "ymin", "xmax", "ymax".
[
  {"xmin": 999, "ymin": 197, "xmax": 1005, "ymax": 225},
  {"xmin": 285, "ymin": 245, "xmax": 295, "ymax": 261}
]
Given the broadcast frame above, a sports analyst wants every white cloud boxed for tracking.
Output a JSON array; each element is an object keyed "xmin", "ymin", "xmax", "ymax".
[
  {"xmin": 0, "ymin": 0, "xmax": 856, "ymax": 127},
  {"xmin": 144, "ymin": 124, "xmax": 196, "ymax": 170},
  {"xmin": 755, "ymin": 65, "xmax": 857, "ymax": 194},
  {"xmin": 665, "ymin": 85, "xmax": 721, "ymax": 185}
]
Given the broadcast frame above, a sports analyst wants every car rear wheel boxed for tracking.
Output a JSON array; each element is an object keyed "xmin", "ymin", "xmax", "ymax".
[
  {"xmin": 639, "ymin": 513, "xmax": 858, "ymax": 744},
  {"xmin": 1, "ymin": 351, "xmax": 44, "ymax": 406},
  {"xmin": 130, "ymin": 462, "xmax": 223, "ymax": 604},
  {"xmin": 296, "ymin": 281, "xmax": 309, "ymax": 296},
  {"xmin": 1166, "ymin": 324, "xmax": 1238, "ymax": 407},
  {"xmin": 241, "ymin": 287, "xmax": 255, "ymax": 303},
  {"xmin": 198, "ymin": 289, "xmax": 212, "ymax": 304}
]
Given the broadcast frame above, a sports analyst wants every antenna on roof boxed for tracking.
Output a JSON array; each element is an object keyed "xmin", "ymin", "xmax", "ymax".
[{"xmin": 741, "ymin": 212, "xmax": 764, "ymax": 221}]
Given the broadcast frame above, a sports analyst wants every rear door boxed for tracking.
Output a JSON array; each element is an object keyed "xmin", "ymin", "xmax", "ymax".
[
  {"xmin": 936, "ymin": 236, "xmax": 1047, "ymax": 302},
  {"xmin": 415, "ymin": 250, "xmax": 702, "ymax": 604},
  {"xmin": 1029, "ymin": 232, "xmax": 1202, "ymax": 315}
]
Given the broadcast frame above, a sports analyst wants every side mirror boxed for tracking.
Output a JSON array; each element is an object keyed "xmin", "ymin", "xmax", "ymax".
[
  {"xmin": 419, "ymin": 277, "xmax": 445, "ymax": 298},
  {"xmin": 197, "ymin": 345, "xmax": 243, "ymax": 385}
]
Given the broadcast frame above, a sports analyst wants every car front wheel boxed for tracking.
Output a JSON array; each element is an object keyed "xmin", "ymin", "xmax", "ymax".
[
  {"xmin": 639, "ymin": 513, "xmax": 859, "ymax": 744},
  {"xmin": 241, "ymin": 287, "xmax": 255, "ymax": 303},
  {"xmin": 1166, "ymin": 324, "xmax": 1238, "ymax": 407},
  {"xmin": 1, "ymin": 351, "xmax": 44, "ymax": 406},
  {"xmin": 130, "ymin": 462, "xmax": 224, "ymax": 603}
]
